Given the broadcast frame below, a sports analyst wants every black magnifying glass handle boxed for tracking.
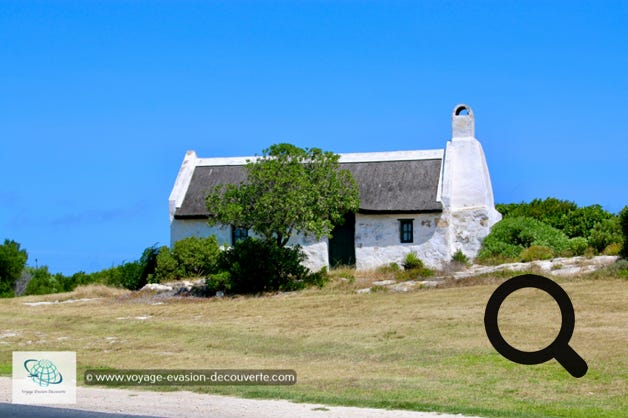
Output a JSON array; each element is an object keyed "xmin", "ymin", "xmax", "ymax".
[{"xmin": 555, "ymin": 344, "xmax": 588, "ymax": 378}]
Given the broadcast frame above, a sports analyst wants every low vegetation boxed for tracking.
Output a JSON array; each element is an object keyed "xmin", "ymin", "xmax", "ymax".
[
  {"xmin": 207, "ymin": 238, "xmax": 328, "ymax": 294},
  {"xmin": 479, "ymin": 199, "xmax": 626, "ymax": 264}
]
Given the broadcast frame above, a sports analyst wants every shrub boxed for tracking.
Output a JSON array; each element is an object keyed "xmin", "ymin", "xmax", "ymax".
[
  {"xmin": 24, "ymin": 267, "xmax": 59, "ymax": 295},
  {"xmin": 620, "ymin": 206, "xmax": 628, "ymax": 258},
  {"xmin": 496, "ymin": 199, "xmax": 617, "ymax": 241},
  {"xmin": 154, "ymin": 237, "xmax": 221, "ymax": 281},
  {"xmin": 451, "ymin": 249, "xmax": 470, "ymax": 265},
  {"xmin": 562, "ymin": 204, "xmax": 615, "ymax": 239},
  {"xmin": 102, "ymin": 245, "xmax": 160, "ymax": 290},
  {"xmin": 153, "ymin": 246, "xmax": 180, "ymax": 282},
  {"xmin": 104, "ymin": 260, "xmax": 143, "ymax": 290},
  {"xmin": 478, "ymin": 216, "xmax": 570, "ymax": 263},
  {"xmin": 303, "ymin": 267, "xmax": 330, "ymax": 289},
  {"xmin": 568, "ymin": 237, "xmax": 588, "ymax": 256},
  {"xmin": 403, "ymin": 252, "xmax": 424, "ymax": 270},
  {"xmin": 172, "ymin": 236, "xmax": 220, "ymax": 277},
  {"xmin": 588, "ymin": 218, "xmax": 622, "ymax": 253},
  {"xmin": 216, "ymin": 238, "xmax": 311, "ymax": 294},
  {"xmin": 205, "ymin": 271, "xmax": 232, "ymax": 294},
  {"xmin": 496, "ymin": 198, "xmax": 577, "ymax": 230},
  {"xmin": 397, "ymin": 253, "xmax": 433, "ymax": 279},
  {"xmin": 520, "ymin": 246, "xmax": 554, "ymax": 262},
  {"xmin": 603, "ymin": 243, "xmax": 622, "ymax": 256}
]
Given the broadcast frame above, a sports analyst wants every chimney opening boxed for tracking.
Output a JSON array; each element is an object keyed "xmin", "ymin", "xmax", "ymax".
[{"xmin": 455, "ymin": 106, "xmax": 469, "ymax": 116}]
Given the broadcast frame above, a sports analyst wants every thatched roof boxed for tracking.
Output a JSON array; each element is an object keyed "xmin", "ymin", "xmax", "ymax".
[{"xmin": 174, "ymin": 157, "xmax": 443, "ymax": 219}]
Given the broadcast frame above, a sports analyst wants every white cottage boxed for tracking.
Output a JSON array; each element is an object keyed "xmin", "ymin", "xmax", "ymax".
[{"xmin": 168, "ymin": 104, "xmax": 501, "ymax": 271}]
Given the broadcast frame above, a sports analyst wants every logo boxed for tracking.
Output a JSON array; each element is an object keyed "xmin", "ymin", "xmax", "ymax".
[
  {"xmin": 13, "ymin": 351, "xmax": 76, "ymax": 404},
  {"xmin": 24, "ymin": 358, "xmax": 63, "ymax": 387}
]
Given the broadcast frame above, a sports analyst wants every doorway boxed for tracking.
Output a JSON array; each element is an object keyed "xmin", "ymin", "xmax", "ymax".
[{"xmin": 328, "ymin": 213, "xmax": 356, "ymax": 267}]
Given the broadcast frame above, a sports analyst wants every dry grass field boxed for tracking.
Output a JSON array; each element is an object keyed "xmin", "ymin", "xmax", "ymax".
[{"xmin": 0, "ymin": 271, "xmax": 626, "ymax": 417}]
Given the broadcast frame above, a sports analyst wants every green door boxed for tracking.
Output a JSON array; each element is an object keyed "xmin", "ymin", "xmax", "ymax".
[{"xmin": 329, "ymin": 213, "xmax": 356, "ymax": 267}]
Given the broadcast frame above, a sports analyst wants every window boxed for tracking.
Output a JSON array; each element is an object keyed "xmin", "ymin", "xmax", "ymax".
[
  {"xmin": 399, "ymin": 219, "xmax": 414, "ymax": 243},
  {"xmin": 231, "ymin": 226, "xmax": 248, "ymax": 244}
]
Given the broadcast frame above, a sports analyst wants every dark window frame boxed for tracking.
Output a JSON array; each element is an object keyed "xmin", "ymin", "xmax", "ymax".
[
  {"xmin": 231, "ymin": 226, "xmax": 249, "ymax": 245},
  {"xmin": 399, "ymin": 219, "xmax": 414, "ymax": 243}
]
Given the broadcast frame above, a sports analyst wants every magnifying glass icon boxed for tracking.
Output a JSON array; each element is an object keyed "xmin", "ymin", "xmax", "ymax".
[{"xmin": 484, "ymin": 274, "xmax": 588, "ymax": 378}]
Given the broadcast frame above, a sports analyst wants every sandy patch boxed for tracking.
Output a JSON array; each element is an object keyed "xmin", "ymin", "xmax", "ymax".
[{"xmin": 0, "ymin": 377, "xmax": 478, "ymax": 418}]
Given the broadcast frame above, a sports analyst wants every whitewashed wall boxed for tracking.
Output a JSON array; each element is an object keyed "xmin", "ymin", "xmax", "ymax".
[
  {"xmin": 288, "ymin": 234, "xmax": 329, "ymax": 272},
  {"xmin": 170, "ymin": 219, "xmax": 231, "ymax": 247},
  {"xmin": 170, "ymin": 218, "xmax": 330, "ymax": 271},
  {"xmin": 354, "ymin": 213, "xmax": 450, "ymax": 270}
]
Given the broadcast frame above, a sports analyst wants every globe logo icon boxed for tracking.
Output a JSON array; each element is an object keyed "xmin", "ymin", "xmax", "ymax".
[{"xmin": 24, "ymin": 359, "xmax": 63, "ymax": 387}]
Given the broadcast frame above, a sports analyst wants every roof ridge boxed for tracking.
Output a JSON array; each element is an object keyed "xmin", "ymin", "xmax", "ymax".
[{"xmin": 194, "ymin": 149, "xmax": 444, "ymax": 167}]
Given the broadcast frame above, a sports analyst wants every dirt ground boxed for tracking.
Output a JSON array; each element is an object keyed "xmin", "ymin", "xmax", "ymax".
[{"xmin": 0, "ymin": 377, "xmax": 477, "ymax": 418}]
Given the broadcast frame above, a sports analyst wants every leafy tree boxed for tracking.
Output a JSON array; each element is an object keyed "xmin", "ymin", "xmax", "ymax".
[
  {"xmin": 0, "ymin": 239, "xmax": 28, "ymax": 297},
  {"xmin": 620, "ymin": 206, "xmax": 628, "ymax": 258},
  {"xmin": 206, "ymin": 143, "xmax": 360, "ymax": 247}
]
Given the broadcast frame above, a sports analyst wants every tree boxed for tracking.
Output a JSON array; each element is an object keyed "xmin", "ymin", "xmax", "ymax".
[
  {"xmin": 0, "ymin": 239, "xmax": 28, "ymax": 297},
  {"xmin": 206, "ymin": 143, "xmax": 360, "ymax": 247},
  {"xmin": 620, "ymin": 206, "xmax": 628, "ymax": 258}
]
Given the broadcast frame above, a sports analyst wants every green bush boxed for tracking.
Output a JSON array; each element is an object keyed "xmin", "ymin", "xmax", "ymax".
[
  {"xmin": 562, "ymin": 204, "xmax": 615, "ymax": 239},
  {"xmin": 101, "ymin": 245, "xmax": 160, "ymax": 290},
  {"xmin": 520, "ymin": 246, "xmax": 554, "ymax": 262},
  {"xmin": 302, "ymin": 267, "xmax": 330, "ymax": 289},
  {"xmin": 403, "ymin": 252, "xmax": 424, "ymax": 270},
  {"xmin": 103, "ymin": 261, "xmax": 143, "ymax": 290},
  {"xmin": 588, "ymin": 218, "xmax": 622, "ymax": 253},
  {"xmin": 172, "ymin": 236, "xmax": 220, "ymax": 277},
  {"xmin": 24, "ymin": 267, "xmax": 64, "ymax": 295},
  {"xmin": 496, "ymin": 199, "xmax": 618, "ymax": 242},
  {"xmin": 205, "ymin": 271, "xmax": 232, "ymax": 294},
  {"xmin": 496, "ymin": 198, "xmax": 577, "ymax": 231},
  {"xmin": 478, "ymin": 216, "xmax": 570, "ymax": 263},
  {"xmin": 0, "ymin": 239, "xmax": 28, "ymax": 297},
  {"xmin": 153, "ymin": 246, "xmax": 180, "ymax": 282},
  {"xmin": 451, "ymin": 249, "xmax": 470, "ymax": 265},
  {"xmin": 603, "ymin": 243, "xmax": 622, "ymax": 256},
  {"xmin": 568, "ymin": 237, "xmax": 589, "ymax": 256},
  {"xmin": 619, "ymin": 206, "xmax": 628, "ymax": 258},
  {"xmin": 397, "ymin": 252, "xmax": 433, "ymax": 279},
  {"xmin": 154, "ymin": 237, "xmax": 221, "ymax": 282},
  {"xmin": 216, "ymin": 238, "xmax": 311, "ymax": 294}
]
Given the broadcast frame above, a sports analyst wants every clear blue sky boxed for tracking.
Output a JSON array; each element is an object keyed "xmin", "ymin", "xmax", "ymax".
[{"xmin": 1, "ymin": 1, "xmax": 626, "ymax": 275}]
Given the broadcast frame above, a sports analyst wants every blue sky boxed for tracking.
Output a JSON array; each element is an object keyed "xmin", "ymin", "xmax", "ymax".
[{"xmin": 1, "ymin": 1, "xmax": 626, "ymax": 275}]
